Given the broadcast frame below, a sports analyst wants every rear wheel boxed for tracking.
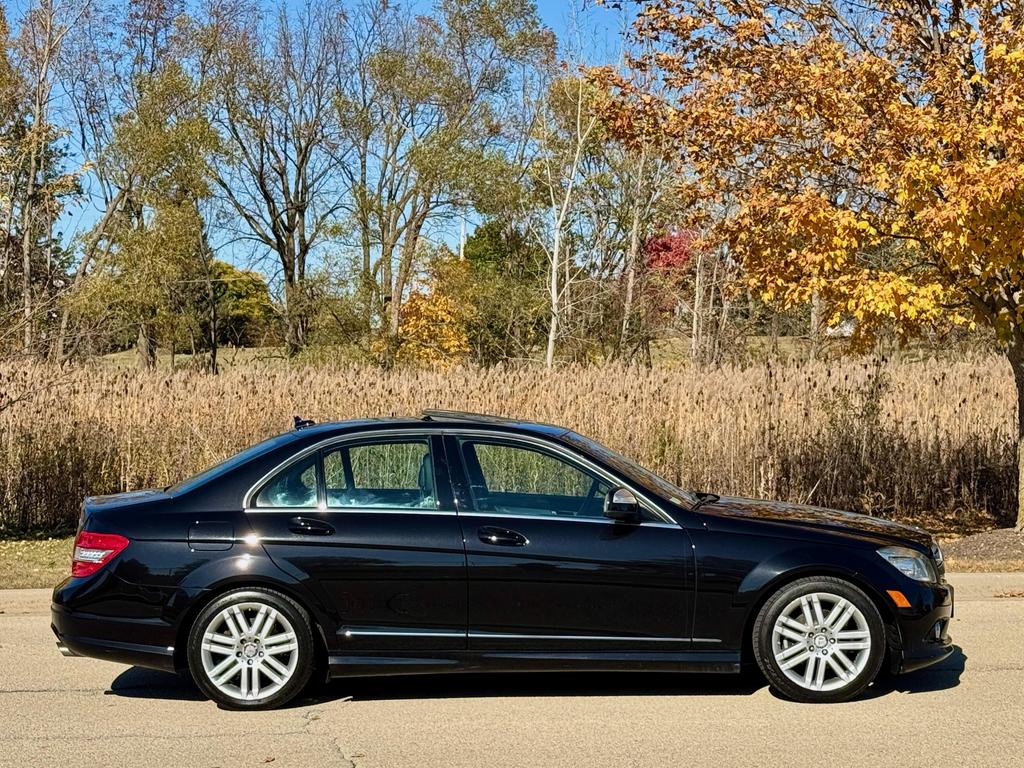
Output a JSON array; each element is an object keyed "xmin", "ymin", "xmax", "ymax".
[
  {"xmin": 187, "ymin": 588, "xmax": 314, "ymax": 710},
  {"xmin": 752, "ymin": 576, "xmax": 885, "ymax": 703}
]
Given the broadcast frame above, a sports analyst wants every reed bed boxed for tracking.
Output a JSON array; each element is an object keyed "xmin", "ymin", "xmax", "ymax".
[{"xmin": 0, "ymin": 356, "xmax": 1015, "ymax": 534}]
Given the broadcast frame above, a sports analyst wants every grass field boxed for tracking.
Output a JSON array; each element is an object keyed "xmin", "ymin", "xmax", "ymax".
[{"xmin": 0, "ymin": 537, "xmax": 73, "ymax": 589}]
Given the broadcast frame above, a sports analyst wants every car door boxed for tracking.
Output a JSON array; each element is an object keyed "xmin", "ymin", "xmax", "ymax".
[
  {"xmin": 446, "ymin": 433, "xmax": 695, "ymax": 651},
  {"xmin": 246, "ymin": 432, "xmax": 467, "ymax": 652}
]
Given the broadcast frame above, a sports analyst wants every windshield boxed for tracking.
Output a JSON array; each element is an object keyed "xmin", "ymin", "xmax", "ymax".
[
  {"xmin": 166, "ymin": 432, "xmax": 293, "ymax": 495},
  {"xmin": 561, "ymin": 431, "xmax": 699, "ymax": 507}
]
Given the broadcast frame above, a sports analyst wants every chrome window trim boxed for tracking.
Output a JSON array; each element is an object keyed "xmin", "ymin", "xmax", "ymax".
[
  {"xmin": 456, "ymin": 511, "xmax": 678, "ymax": 528},
  {"xmin": 244, "ymin": 507, "xmax": 457, "ymax": 516},
  {"xmin": 241, "ymin": 426, "xmax": 676, "ymax": 525}
]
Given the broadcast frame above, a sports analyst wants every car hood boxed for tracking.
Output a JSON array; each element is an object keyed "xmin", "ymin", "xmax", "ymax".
[{"xmin": 699, "ymin": 495, "xmax": 934, "ymax": 549}]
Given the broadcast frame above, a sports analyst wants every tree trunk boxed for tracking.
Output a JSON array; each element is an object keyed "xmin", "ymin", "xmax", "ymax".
[
  {"xmin": 137, "ymin": 324, "xmax": 157, "ymax": 370},
  {"xmin": 809, "ymin": 291, "xmax": 822, "ymax": 361},
  {"xmin": 1009, "ymin": 346, "xmax": 1024, "ymax": 532}
]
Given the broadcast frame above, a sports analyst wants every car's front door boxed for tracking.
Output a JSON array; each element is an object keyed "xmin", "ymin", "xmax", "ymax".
[
  {"xmin": 446, "ymin": 434, "xmax": 695, "ymax": 651},
  {"xmin": 246, "ymin": 433, "xmax": 467, "ymax": 652}
]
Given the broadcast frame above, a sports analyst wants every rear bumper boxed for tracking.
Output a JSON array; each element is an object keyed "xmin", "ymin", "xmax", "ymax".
[
  {"xmin": 51, "ymin": 576, "xmax": 181, "ymax": 673},
  {"xmin": 51, "ymin": 604, "xmax": 177, "ymax": 672},
  {"xmin": 893, "ymin": 580, "xmax": 954, "ymax": 674}
]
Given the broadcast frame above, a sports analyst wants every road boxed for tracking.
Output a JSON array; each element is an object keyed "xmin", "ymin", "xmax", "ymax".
[{"xmin": 1, "ymin": 574, "xmax": 1022, "ymax": 768}]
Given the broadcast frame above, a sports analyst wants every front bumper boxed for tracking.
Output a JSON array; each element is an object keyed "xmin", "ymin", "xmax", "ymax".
[{"xmin": 892, "ymin": 579, "xmax": 954, "ymax": 674}]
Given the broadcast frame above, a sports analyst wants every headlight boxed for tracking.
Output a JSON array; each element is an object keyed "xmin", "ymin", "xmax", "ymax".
[{"xmin": 877, "ymin": 546, "xmax": 936, "ymax": 582}]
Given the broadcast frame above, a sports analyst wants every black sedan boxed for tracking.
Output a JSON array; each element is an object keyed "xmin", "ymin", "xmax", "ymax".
[{"xmin": 52, "ymin": 410, "xmax": 953, "ymax": 709}]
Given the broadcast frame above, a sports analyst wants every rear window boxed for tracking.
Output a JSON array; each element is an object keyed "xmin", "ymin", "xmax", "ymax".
[{"xmin": 167, "ymin": 433, "xmax": 296, "ymax": 495}]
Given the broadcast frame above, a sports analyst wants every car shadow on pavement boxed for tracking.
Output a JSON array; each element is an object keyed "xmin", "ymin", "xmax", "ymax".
[
  {"xmin": 106, "ymin": 647, "xmax": 965, "ymax": 707},
  {"xmin": 873, "ymin": 645, "xmax": 967, "ymax": 696},
  {"xmin": 304, "ymin": 670, "xmax": 767, "ymax": 705},
  {"xmin": 106, "ymin": 667, "xmax": 766, "ymax": 706},
  {"xmin": 106, "ymin": 666, "xmax": 204, "ymax": 702}
]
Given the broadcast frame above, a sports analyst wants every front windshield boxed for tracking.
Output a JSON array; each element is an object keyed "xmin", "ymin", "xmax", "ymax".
[
  {"xmin": 561, "ymin": 431, "xmax": 699, "ymax": 507},
  {"xmin": 166, "ymin": 433, "xmax": 292, "ymax": 495}
]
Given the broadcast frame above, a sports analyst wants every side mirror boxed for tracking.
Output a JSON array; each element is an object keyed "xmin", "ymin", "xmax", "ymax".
[{"xmin": 604, "ymin": 487, "xmax": 641, "ymax": 524}]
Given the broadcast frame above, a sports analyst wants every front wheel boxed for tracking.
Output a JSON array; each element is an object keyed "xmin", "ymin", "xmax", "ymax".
[
  {"xmin": 752, "ymin": 577, "xmax": 885, "ymax": 703},
  {"xmin": 187, "ymin": 587, "xmax": 315, "ymax": 710}
]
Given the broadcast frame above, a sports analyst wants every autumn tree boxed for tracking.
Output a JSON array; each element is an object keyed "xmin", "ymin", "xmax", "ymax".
[
  {"xmin": 334, "ymin": 0, "xmax": 553, "ymax": 363},
  {"xmin": 599, "ymin": 0, "xmax": 1024, "ymax": 527}
]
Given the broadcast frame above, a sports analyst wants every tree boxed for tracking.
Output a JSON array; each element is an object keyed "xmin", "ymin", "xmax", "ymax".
[
  {"xmin": 599, "ymin": 0, "xmax": 1024, "ymax": 528},
  {"xmin": 201, "ymin": 0, "xmax": 347, "ymax": 356},
  {"xmin": 334, "ymin": 0, "xmax": 553, "ymax": 363}
]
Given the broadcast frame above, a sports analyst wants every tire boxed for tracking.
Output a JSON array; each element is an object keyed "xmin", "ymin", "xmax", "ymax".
[
  {"xmin": 187, "ymin": 587, "xmax": 315, "ymax": 710},
  {"xmin": 752, "ymin": 576, "xmax": 885, "ymax": 703}
]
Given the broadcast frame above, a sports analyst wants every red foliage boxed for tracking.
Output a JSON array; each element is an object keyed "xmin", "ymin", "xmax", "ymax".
[{"xmin": 644, "ymin": 229, "xmax": 697, "ymax": 274}]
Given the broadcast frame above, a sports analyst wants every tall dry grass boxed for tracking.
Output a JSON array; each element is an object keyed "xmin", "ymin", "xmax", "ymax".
[{"xmin": 0, "ymin": 356, "xmax": 1015, "ymax": 534}]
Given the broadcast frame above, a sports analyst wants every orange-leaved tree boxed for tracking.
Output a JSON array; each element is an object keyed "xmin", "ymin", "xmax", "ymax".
[{"xmin": 595, "ymin": 0, "xmax": 1024, "ymax": 529}]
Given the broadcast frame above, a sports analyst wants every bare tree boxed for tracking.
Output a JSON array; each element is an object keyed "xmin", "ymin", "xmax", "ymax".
[{"xmin": 203, "ymin": 0, "xmax": 347, "ymax": 356}]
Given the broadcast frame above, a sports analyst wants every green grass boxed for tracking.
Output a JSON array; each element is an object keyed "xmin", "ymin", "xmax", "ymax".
[{"xmin": 0, "ymin": 537, "xmax": 73, "ymax": 589}]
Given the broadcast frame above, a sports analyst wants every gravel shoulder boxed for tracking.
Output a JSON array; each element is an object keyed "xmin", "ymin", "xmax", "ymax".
[{"xmin": 941, "ymin": 528, "xmax": 1024, "ymax": 572}]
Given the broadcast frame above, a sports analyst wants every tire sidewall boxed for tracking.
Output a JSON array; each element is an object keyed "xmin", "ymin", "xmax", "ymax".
[
  {"xmin": 753, "ymin": 577, "xmax": 886, "ymax": 703},
  {"xmin": 187, "ymin": 587, "xmax": 314, "ymax": 710}
]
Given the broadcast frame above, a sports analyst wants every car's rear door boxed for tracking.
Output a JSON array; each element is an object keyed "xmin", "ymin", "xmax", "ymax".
[
  {"xmin": 246, "ymin": 432, "xmax": 467, "ymax": 651},
  {"xmin": 446, "ymin": 433, "xmax": 695, "ymax": 651}
]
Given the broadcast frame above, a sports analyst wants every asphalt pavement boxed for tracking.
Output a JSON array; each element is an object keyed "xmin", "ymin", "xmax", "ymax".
[{"xmin": 1, "ymin": 573, "xmax": 1022, "ymax": 768}]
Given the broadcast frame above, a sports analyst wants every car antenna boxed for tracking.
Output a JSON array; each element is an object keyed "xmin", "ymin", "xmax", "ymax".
[{"xmin": 293, "ymin": 415, "xmax": 316, "ymax": 430}]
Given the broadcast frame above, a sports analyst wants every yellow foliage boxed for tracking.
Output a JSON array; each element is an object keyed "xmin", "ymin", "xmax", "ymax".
[
  {"xmin": 594, "ymin": 0, "xmax": 1024, "ymax": 347},
  {"xmin": 396, "ymin": 289, "xmax": 470, "ymax": 368}
]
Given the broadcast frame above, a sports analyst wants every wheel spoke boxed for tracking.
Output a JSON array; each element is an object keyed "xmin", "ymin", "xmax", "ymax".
[
  {"xmin": 263, "ymin": 631, "xmax": 293, "ymax": 646},
  {"xmin": 814, "ymin": 654, "xmax": 827, "ymax": 689},
  {"xmin": 799, "ymin": 597, "xmax": 815, "ymax": 628},
  {"xmin": 780, "ymin": 616, "xmax": 809, "ymax": 633},
  {"xmin": 223, "ymin": 613, "xmax": 241, "ymax": 639},
  {"xmin": 829, "ymin": 604, "xmax": 856, "ymax": 633},
  {"xmin": 823, "ymin": 598, "xmax": 848, "ymax": 629},
  {"xmin": 251, "ymin": 665, "xmax": 261, "ymax": 699},
  {"xmin": 802, "ymin": 655, "xmax": 818, "ymax": 687},
  {"xmin": 213, "ymin": 660, "xmax": 241, "ymax": 687},
  {"xmin": 260, "ymin": 661, "xmax": 284, "ymax": 685},
  {"xmin": 239, "ymin": 664, "xmax": 250, "ymax": 698},
  {"xmin": 775, "ymin": 625, "xmax": 805, "ymax": 643},
  {"xmin": 208, "ymin": 654, "xmax": 236, "ymax": 680},
  {"xmin": 809, "ymin": 594, "xmax": 825, "ymax": 626},
  {"xmin": 780, "ymin": 649, "xmax": 812, "ymax": 671},
  {"xmin": 257, "ymin": 609, "xmax": 279, "ymax": 639},
  {"xmin": 231, "ymin": 606, "xmax": 250, "ymax": 635},
  {"xmin": 826, "ymin": 654, "xmax": 851, "ymax": 681},
  {"xmin": 833, "ymin": 649, "xmax": 859, "ymax": 674},
  {"xmin": 263, "ymin": 654, "xmax": 290, "ymax": 678},
  {"xmin": 776, "ymin": 642, "xmax": 809, "ymax": 662},
  {"xmin": 264, "ymin": 641, "xmax": 297, "ymax": 656}
]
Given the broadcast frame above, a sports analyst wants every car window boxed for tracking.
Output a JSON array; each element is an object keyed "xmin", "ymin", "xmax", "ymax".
[
  {"xmin": 323, "ymin": 439, "xmax": 436, "ymax": 509},
  {"xmin": 254, "ymin": 452, "xmax": 319, "ymax": 508},
  {"xmin": 460, "ymin": 439, "xmax": 611, "ymax": 519}
]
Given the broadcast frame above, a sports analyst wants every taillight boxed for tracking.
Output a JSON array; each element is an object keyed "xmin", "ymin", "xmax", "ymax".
[{"xmin": 71, "ymin": 531, "xmax": 130, "ymax": 577}]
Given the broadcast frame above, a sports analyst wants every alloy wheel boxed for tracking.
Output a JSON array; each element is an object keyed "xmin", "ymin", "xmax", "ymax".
[
  {"xmin": 199, "ymin": 601, "xmax": 301, "ymax": 702},
  {"xmin": 770, "ymin": 591, "xmax": 872, "ymax": 692}
]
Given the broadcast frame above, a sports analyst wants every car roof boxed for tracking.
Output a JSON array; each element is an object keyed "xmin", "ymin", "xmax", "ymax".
[{"xmin": 286, "ymin": 411, "xmax": 571, "ymax": 441}]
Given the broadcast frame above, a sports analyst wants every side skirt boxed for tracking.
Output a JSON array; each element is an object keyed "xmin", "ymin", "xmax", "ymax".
[{"xmin": 327, "ymin": 651, "xmax": 740, "ymax": 678}]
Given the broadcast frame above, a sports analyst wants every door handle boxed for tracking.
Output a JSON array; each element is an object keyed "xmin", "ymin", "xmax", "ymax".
[
  {"xmin": 288, "ymin": 516, "xmax": 335, "ymax": 536},
  {"xmin": 478, "ymin": 526, "xmax": 528, "ymax": 547}
]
